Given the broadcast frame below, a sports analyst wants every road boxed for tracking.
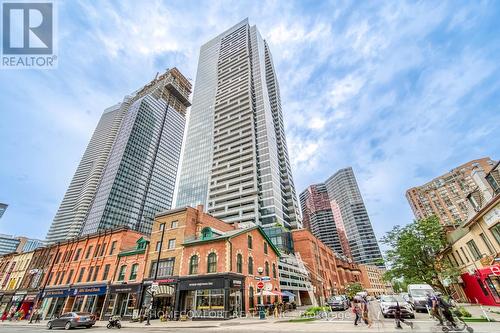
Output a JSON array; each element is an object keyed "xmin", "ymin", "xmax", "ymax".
[{"xmin": 1, "ymin": 303, "xmax": 498, "ymax": 333}]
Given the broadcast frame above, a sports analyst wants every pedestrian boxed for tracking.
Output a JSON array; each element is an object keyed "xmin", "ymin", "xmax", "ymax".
[
  {"xmin": 352, "ymin": 299, "xmax": 362, "ymax": 326},
  {"xmin": 361, "ymin": 296, "xmax": 372, "ymax": 328},
  {"xmin": 394, "ymin": 301, "xmax": 413, "ymax": 329},
  {"xmin": 426, "ymin": 292, "xmax": 443, "ymax": 325}
]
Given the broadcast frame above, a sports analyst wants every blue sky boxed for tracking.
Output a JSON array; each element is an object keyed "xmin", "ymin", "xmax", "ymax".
[{"xmin": 1, "ymin": 0, "xmax": 499, "ymax": 245}]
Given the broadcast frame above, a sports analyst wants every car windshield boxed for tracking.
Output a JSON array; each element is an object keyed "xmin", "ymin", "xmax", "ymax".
[
  {"xmin": 411, "ymin": 289, "xmax": 432, "ymax": 297},
  {"xmin": 330, "ymin": 296, "xmax": 343, "ymax": 301},
  {"xmin": 381, "ymin": 295, "xmax": 405, "ymax": 302}
]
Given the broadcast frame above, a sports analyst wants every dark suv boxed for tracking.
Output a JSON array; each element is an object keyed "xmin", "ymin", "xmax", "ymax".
[{"xmin": 47, "ymin": 312, "xmax": 96, "ymax": 330}]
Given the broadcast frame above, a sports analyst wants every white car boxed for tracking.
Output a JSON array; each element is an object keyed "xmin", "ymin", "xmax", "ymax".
[{"xmin": 379, "ymin": 295, "xmax": 415, "ymax": 319}]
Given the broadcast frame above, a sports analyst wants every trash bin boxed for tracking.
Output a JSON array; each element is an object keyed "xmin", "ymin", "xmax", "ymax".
[{"xmin": 258, "ymin": 305, "xmax": 266, "ymax": 320}]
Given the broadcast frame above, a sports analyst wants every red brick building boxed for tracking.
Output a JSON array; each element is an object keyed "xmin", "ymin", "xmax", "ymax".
[
  {"xmin": 38, "ymin": 228, "xmax": 146, "ymax": 320},
  {"xmin": 291, "ymin": 229, "xmax": 361, "ymax": 303},
  {"xmin": 146, "ymin": 206, "xmax": 281, "ymax": 319}
]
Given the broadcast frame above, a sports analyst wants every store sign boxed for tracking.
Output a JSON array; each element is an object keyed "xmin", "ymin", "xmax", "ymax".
[
  {"xmin": 179, "ymin": 279, "xmax": 224, "ymax": 290},
  {"xmin": 43, "ymin": 289, "xmax": 70, "ymax": 298},
  {"xmin": 490, "ymin": 266, "xmax": 500, "ymax": 276},
  {"xmin": 111, "ymin": 284, "xmax": 141, "ymax": 294},
  {"xmin": 71, "ymin": 285, "xmax": 107, "ymax": 296},
  {"xmin": 231, "ymin": 280, "xmax": 242, "ymax": 287}
]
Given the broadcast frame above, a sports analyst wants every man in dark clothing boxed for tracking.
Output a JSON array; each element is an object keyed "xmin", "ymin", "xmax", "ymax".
[{"xmin": 437, "ymin": 295, "xmax": 456, "ymax": 328}]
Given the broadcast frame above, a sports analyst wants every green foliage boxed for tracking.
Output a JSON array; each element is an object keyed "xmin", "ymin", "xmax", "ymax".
[
  {"xmin": 301, "ymin": 306, "xmax": 332, "ymax": 317},
  {"xmin": 381, "ymin": 216, "xmax": 459, "ymax": 291},
  {"xmin": 452, "ymin": 306, "xmax": 472, "ymax": 318},
  {"xmin": 345, "ymin": 282, "xmax": 364, "ymax": 299}
]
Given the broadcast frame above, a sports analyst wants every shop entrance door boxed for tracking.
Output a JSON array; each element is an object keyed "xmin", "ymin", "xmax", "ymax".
[{"xmin": 48, "ymin": 298, "xmax": 65, "ymax": 319}]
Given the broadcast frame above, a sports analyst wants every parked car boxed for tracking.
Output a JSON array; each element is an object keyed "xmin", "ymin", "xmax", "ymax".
[
  {"xmin": 47, "ymin": 312, "xmax": 96, "ymax": 330},
  {"xmin": 379, "ymin": 295, "xmax": 415, "ymax": 319},
  {"xmin": 407, "ymin": 284, "xmax": 434, "ymax": 312},
  {"xmin": 327, "ymin": 295, "xmax": 349, "ymax": 310}
]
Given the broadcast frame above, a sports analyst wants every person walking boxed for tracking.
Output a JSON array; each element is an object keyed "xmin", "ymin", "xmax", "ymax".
[
  {"xmin": 394, "ymin": 301, "xmax": 413, "ymax": 329},
  {"xmin": 361, "ymin": 296, "xmax": 372, "ymax": 328},
  {"xmin": 352, "ymin": 299, "xmax": 362, "ymax": 326},
  {"xmin": 426, "ymin": 293, "xmax": 443, "ymax": 325}
]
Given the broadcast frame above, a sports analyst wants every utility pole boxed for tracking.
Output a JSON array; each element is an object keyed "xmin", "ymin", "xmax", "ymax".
[{"xmin": 146, "ymin": 223, "xmax": 166, "ymax": 325}]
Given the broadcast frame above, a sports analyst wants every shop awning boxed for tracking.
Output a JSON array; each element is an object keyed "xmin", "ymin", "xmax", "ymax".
[
  {"xmin": 260, "ymin": 290, "xmax": 275, "ymax": 296},
  {"xmin": 281, "ymin": 291, "xmax": 296, "ymax": 298}
]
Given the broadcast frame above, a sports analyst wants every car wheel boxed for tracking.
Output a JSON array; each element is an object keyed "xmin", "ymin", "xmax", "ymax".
[
  {"xmin": 411, "ymin": 314, "xmax": 415, "ymax": 319},
  {"xmin": 117, "ymin": 323, "xmax": 121, "ymax": 329},
  {"xmin": 65, "ymin": 322, "xmax": 72, "ymax": 330},
  {"xmin": 383, "ymin": 314, "xmax": 388, "ymax": 318},
  {"xmin": 47, "ymin": 322, "xmax": 53, "ymax": 330}
]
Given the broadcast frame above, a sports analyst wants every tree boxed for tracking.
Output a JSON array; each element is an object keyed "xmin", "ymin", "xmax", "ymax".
[
  {"xmin": 381, "ymin": 216, "xmax": 458, "ymax": 292},
  {"xmin": 345, "ymin": 282, "xmax": 364, "ymax": 299}
]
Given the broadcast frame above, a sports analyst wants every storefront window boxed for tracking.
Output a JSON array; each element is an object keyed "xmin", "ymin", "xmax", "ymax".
[
  {"xmin": 72, "ymin": 296, "xmax": 85, "ymax": 312},
  {"xmin": 83, "ymin": 295, "xmax": 97, "ymax": 313},
  {"xmin": 105, "ymin": 294, "xmax": 117, "ymax": 317},
  {"xmin": 195, "ymin": 289, "xmax": 224, "ymax": 310},
  {"xmin": 124, "ymin": 294, "xmax": 137, "ymax": 316}
]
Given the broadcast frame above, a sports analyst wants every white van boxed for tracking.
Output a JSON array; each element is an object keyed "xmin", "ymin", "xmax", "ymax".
[{"xmin": 407, "ymin": 284, "xmax": 434, "ymax": 312}]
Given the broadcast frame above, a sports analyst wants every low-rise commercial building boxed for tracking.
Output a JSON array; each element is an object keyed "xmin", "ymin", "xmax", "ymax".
[
  {"xmin": 39, "ymin": 228, "xmax": 145, "ymax": 320},
  {"xmin": 291, "ymin": 229, "xmax": 362, "ymax": 303},
  {"xmin": 440, "ymin": 194, "xmax": 500, "ymax": 306},
  {"xmin": 145, "ymin": 206, "xmax": 281, "ymax": 320}
]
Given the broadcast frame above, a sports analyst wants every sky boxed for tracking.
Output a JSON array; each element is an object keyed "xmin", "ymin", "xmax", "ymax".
[{"xmin": 1, "ymin": 0, "xmax": 499, "ymax": 247}]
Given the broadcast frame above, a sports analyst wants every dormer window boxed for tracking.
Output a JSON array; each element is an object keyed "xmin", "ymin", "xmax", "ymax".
[{"xmin": 201, "ymin": 227, "xmax": 213, "ymax": 240}]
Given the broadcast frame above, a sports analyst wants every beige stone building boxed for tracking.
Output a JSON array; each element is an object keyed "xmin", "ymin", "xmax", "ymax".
[
  {"xmin": 359, "ymin": 264, "xmax": 391, "ymax": 296},
  {"xmin": 406, "ymin": 157, "xmax": 497, "ymax": 227}
]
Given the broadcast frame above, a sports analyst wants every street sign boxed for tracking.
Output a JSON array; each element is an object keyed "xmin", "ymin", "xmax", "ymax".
[
  {"xmin": 254, "ymin": 276, "xmax": 261, "ymax": 280},
  {"xmin": 264, "ymin": 283, "xmax": 273, "ymax": 291},
  {"xmin": 151, "ymin": 282, "xmax": 159, "ymax": 293},
  {"xmin": 257, "ymin": 281, "xmax": 264, "ymax": 289},
  {"xmin": 261, "ymin": 276, "xmax": 271, "ymax": 282}
]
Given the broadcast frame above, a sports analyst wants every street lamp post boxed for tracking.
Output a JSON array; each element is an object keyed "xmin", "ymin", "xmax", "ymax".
[
  {"xmin": 257, "ymin": 267, "xmax": 264, "ymax": 320},
  {"xmin": 146, "ymin": 223, "xmax": 166, "ymax": 325}
]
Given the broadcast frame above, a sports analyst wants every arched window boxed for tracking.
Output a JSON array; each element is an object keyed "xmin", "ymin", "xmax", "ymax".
[
  {"xmin": 207, "ymin": 252, "xmax": 217, "ymax": 273},
  {"xmin": 189, "ymin": 255, "xmax": 199, "ymax": 275},
  {"xmin": 249, "ymin": 286, "xmax": 255, "ymax": 309},
  {"xmin": 129, "ymin": 263, "xmax": 139, "ymax": 280},
  {"xmin": 264, "ymin": 242, "xmax": 268, "ymax": 254},
  {"xmin": 272, "ymin": 263, "xmax": 277, "ymax": 278},
  {"xmin": 248, "ymin": 257, "xmax": 254, "ymax": 275},
  {"xmin": 265, "ymin": 261, "xmax": 270, "ymax": 276},
  {"xmin": 247, "ymin": 235, "xmax": 253, "ymax": 249},
  {"xmin": 236, "ymin": 254, "xmax": 243, "ymax": 273}
]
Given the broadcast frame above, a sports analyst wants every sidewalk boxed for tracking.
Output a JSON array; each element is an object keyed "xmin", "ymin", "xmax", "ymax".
[{"xmin": 461, "ymin": 303, "xmax": 500, "ymax": 321}]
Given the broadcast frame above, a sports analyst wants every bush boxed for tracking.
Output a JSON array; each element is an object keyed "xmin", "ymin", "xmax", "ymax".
[
  {"xmin": 452, "ymin": 306, "xmax": 472, "ymax": 318},
  {"xmin": 302, "ymin": 306, "xmax": 332, "ymax": 317}
]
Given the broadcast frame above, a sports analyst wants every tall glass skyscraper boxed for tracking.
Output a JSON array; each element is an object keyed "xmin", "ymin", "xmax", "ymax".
[
  {"xmin": 325, "ymin": 167, "xmax": 384, "ymax": 267},
  {"xmin": 46, "ymin": 103, "xmax": 127, "ymax": 243},
  {"xmin": 175, "ymin": 19, "xmax": 301, "ymax": 251},
  {"xmin": 46, "ymin": 68, "xmax": 191, "ymax": 243},
  {"xmin": 82, "ymin": 68, "xmax": 192, "ymax": 236}
]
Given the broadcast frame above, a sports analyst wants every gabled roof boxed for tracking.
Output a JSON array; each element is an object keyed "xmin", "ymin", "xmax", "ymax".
[{"xmin": 183, "ymin": 225, "xmax": 280, "ymax": 256}]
